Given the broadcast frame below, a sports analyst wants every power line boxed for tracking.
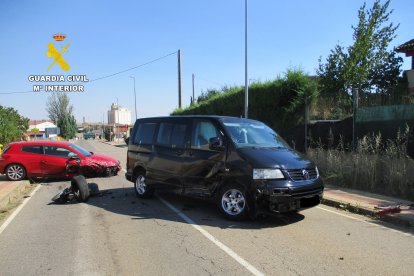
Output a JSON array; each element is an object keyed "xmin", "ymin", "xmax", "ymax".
[
  {"xmin": 0, "ymin": 50, "xmax": 178, "ymax": 95},
  {"xmin": 89, "ymin": 50, "xmax": 178, "ymax": 82},
  {"xmin": 0, "ymin": 91, "xmax": 33, "ymax": 95}
]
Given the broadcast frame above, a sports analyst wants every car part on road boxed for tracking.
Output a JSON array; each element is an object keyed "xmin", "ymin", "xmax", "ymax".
[
  {"xmin": 88, "ymin": 182, "xmax": 100, "ymax": 196},
  {"xmin": 5, "ymin": 164, "xmax": 26, "ymax": 181},
  {"xmin": 52, "ymin": 175, "xmax": 91, "ymax": 204},
  {"xmin": 374, "ymin": 205, "xmax": 401, "ymax": 216},
  {"xmin": 51, "ymin": 187, "xmax": 73, "ymax": 204},
  {"xmin": 71, "ymin": 175, "xmax": 90, "ymax": 202},
  {"xmin": 51, "ymin": 181, "xmax": 113, "ymax": 204}
]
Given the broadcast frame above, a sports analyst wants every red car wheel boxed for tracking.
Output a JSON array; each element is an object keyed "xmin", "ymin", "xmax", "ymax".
[{"xmin": 6, "ymin": 164, "xmax": 26, "ymax": 181}]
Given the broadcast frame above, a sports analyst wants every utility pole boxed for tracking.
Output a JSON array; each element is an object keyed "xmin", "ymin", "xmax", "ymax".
[
  {"xmin": 178, "ymin": 49, "xmax": 182, "ymax": 109},
  {"xmin": 102, "ymin": 112, "xmax": 104, "ymax": 139},
  {"xmin": 114, "ymin": 99, "xmax": 118, "ymax": 142},
  {"xmin": 304, "ymin": 89, "xmax": 309, "ymax": 153},
  {"xmin": 352, "ymin": 88, "xmax": 359, "ymax": 151},
  {"xmin": 130, "ymin": 76, "xmax": 137, "ymax": 120},
  {"xmin": 192, "ymin": 73, "xmax": 195, "ymax": 105},
  {"xmin": 244, "ymin": 0, "xmax": 249, "ymax": 118}
]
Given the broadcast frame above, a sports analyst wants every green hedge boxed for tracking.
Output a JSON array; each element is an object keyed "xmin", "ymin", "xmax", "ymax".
[{"xmin": 171, "ymin": 69, "xmax": 318, "ymax": 131}]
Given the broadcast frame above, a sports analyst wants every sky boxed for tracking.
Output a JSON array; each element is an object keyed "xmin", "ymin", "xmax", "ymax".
[{"xmin": 0, "ymin": 0, "xmax": 413, "ymax": 123}]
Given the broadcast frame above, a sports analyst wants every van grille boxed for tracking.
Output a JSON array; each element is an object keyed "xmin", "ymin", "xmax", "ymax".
[
  {"xmin": 290, "ymin": 187, "xmax": 323, "ymax": 198},
  {"xmin": 272, "ymin": 186, "xmax": 323, "ymax": 198},
  {"xmin": 286, "ymin": 168, "xmax": 318, "ymax": 181}
]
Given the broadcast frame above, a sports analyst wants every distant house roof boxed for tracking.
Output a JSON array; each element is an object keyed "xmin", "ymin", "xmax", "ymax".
[
  {"xmin": 395, "ymin": 39, "xmax": 414, "ymax": 55},
  {"xmin": 29, "ymin": 119, "xmax": 53, "ymax": 126},
  {"xmin": 28, "ymin": 120, "xmax": 57, "ymax": 132}
]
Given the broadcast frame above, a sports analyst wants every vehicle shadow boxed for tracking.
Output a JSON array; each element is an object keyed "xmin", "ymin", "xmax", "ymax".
[
  {"xmin": 84, "ymin": 186, "xmax": 305, "ymax": 230},
  {"xmin": 114, "ymin": 144, "xmax": 127, "ymax": 148}
]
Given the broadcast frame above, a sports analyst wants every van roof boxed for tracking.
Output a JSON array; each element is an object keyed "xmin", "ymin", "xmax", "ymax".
[{"xmin": 134, "ymin": 115, "xmax": 259, "ymax": 122}]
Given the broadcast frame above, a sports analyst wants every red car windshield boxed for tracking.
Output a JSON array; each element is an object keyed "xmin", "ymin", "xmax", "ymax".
[{"xmin": 69, "ymin": 143, "xmax": 92, "ymax": 157}]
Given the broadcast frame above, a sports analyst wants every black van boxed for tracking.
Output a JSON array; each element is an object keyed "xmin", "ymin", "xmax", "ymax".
[{"xmin": 125, "ymin": 116, "xmax": 323, "ymax": 220}]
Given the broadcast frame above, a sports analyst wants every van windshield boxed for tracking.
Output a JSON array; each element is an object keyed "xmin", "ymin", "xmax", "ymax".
[{"xmin": 222, "ymin": 119, "xmax": 290, "ymax": 149}]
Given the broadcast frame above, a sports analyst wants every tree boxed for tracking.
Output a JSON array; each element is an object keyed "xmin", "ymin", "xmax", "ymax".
[
  {"xmin": 0, "ymin": 105, "xmax": 29, "ymax": 145},
  {"xmin": 197, "ymin": 89, "xmax": 220, "ymax": 103},
  {"xmin": 317, "ymin": 0, "xmax": 403, "ymax": 112},
  {"xmin": 46, "ymin": 92, "xmax": 77, "ymax": 139},
  {"xmin": 58, "ymin": 113, "xmax": 77, "ymax": 140}
]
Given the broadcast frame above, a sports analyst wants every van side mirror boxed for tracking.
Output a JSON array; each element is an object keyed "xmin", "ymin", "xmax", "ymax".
[{"xmin": 209, "ymin": 137, "xmax": 224, "ymax": 151}]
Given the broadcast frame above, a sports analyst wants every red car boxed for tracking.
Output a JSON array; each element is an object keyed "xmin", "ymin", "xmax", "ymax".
[{"xmin": 0, "ymin": 141, "xmax": 121, "ymax": 181}]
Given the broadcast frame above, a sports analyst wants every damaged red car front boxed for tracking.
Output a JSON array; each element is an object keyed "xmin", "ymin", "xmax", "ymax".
[{"xmin": 71, "ymin": 151, "xmax": 122, "ymax": 177}]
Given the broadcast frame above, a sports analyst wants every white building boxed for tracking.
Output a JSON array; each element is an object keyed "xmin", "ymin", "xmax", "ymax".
[
  {"xmin": 27, "ymin": 120, "xmax": 58, "ymax": 140},
  {"xmin": 28, "ymin": 120, "xmax": 56, "ymax": 131},
  {"xmin": 108, "ymin": 103, "xmax": 132, "ymax": 125}
]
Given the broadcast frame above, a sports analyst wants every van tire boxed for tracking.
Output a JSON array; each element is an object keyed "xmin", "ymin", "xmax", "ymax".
[
  {"xmin": 134, "ymin": 171, "xmax": 154, "ymax": 198},
  {"xmin": 218, "ymin": 183, "xmax": 249, "ymax": 220},
  {"xmin": 71, "ymin": 175, "xmax": 90, "ymax": 202}
]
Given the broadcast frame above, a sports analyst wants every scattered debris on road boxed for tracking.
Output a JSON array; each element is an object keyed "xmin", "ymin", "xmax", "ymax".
[
  {"xmin": 374, "ymin": 205, "xmax": 401, "ymax": 216},
  {"xmin": 51, "ymin": 176, "xmax": 113, "ymax": 204},
  {"xmin": 52, "ymin": 175, "xmax": 92, "ymax": 204}
]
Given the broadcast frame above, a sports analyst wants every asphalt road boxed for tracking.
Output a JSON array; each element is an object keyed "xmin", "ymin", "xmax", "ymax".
[{"xmin": 0, "ymin": 140, "xmax": 413, "ymax": 276}]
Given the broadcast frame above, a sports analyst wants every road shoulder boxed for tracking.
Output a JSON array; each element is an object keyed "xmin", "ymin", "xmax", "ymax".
[{"xmin": 0, "ymin": 176, "xmax": 36, "ymax": 225}]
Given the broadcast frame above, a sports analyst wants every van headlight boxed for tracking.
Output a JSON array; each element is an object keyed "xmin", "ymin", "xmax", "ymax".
[{"xmin": 253, "ymin": 169, "xmax": 284, "ymax": 180}]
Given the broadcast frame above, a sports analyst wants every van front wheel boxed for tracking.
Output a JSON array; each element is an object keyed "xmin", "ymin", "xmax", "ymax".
[
  {"xmin": 218, "ymin": 184, "xmax": 248, "ymax": 220},
  {"xmin": 134, "ymin": 172, "xmax": 153, "ymax": 198}
]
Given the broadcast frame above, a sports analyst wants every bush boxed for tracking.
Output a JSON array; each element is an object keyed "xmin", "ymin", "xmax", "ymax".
[
  {"xmin": 308, "ymin": 126, "xmax": 414, "ymax": 200},
  {"xmin": 172, "ymin": 69, "xmax": 318, "ymax": 131}
]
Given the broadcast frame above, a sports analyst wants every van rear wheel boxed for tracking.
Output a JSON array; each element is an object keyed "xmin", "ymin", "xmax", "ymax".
[
  {"xmin": 134, "ymin": 172, "xmax": 153, "ymax": 198},
  {"xmin": 218, "ymin": 184, "xmax": 248, "ymax": 220}
]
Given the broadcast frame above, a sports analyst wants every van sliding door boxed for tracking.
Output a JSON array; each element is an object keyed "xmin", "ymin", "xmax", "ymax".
[{"xmin": 152, "ymin": 119, "xmax": 191, "ymax": 191}]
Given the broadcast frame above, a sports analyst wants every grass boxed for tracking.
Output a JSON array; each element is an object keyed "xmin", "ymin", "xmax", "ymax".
[
  {"xmin": 0, "ymin": 201, "xmax": 21, "ymax": 221},
  {"xmin": 0, "ymin": 184, "xmax": 36, "ymax": 223},
  {"xmin": 308, "ymin": 126, "xmax": 414, "ymax": 201}
]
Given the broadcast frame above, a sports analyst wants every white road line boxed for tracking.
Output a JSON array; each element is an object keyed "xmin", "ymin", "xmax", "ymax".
[
  {"xmin": 0, "ymin": 184, "xmax": 42, "ymax": 235},
  {"xmin": 157, "ymin": 195, "xmax": 265, "ymax": 276},
  {"xmin": 317, "ymin": 206, "xmax": 413, "ymax": 237}
]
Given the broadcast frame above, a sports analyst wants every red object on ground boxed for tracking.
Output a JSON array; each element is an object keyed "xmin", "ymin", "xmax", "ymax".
[{"xmin": 375, "ymin": 205, "xmax": 401, "ymax": 216}]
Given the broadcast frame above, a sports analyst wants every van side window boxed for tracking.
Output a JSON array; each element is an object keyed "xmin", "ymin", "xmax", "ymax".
[
  {"xmin": 156, "ymin": 123, "xmax": 174, "ymax": 145},
  {"xmin": 156, "ymin": 123, "xmax": 188, "ymax": 148},
  {"xmin": 133, "ymin": 123, "xmax": 157, "ymax": 145},
  {"xmin": 170, "ymin": 124, "xmax": 187, "ymax": 148},
  {"xmin": 192, "ymin": 120, "xmax": 220, "ymax": 150}
]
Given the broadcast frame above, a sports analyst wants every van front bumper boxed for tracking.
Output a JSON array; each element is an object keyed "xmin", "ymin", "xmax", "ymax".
[{"xmin": 254, "ymin": 178, "xmax": 324, "ymax": 213}]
